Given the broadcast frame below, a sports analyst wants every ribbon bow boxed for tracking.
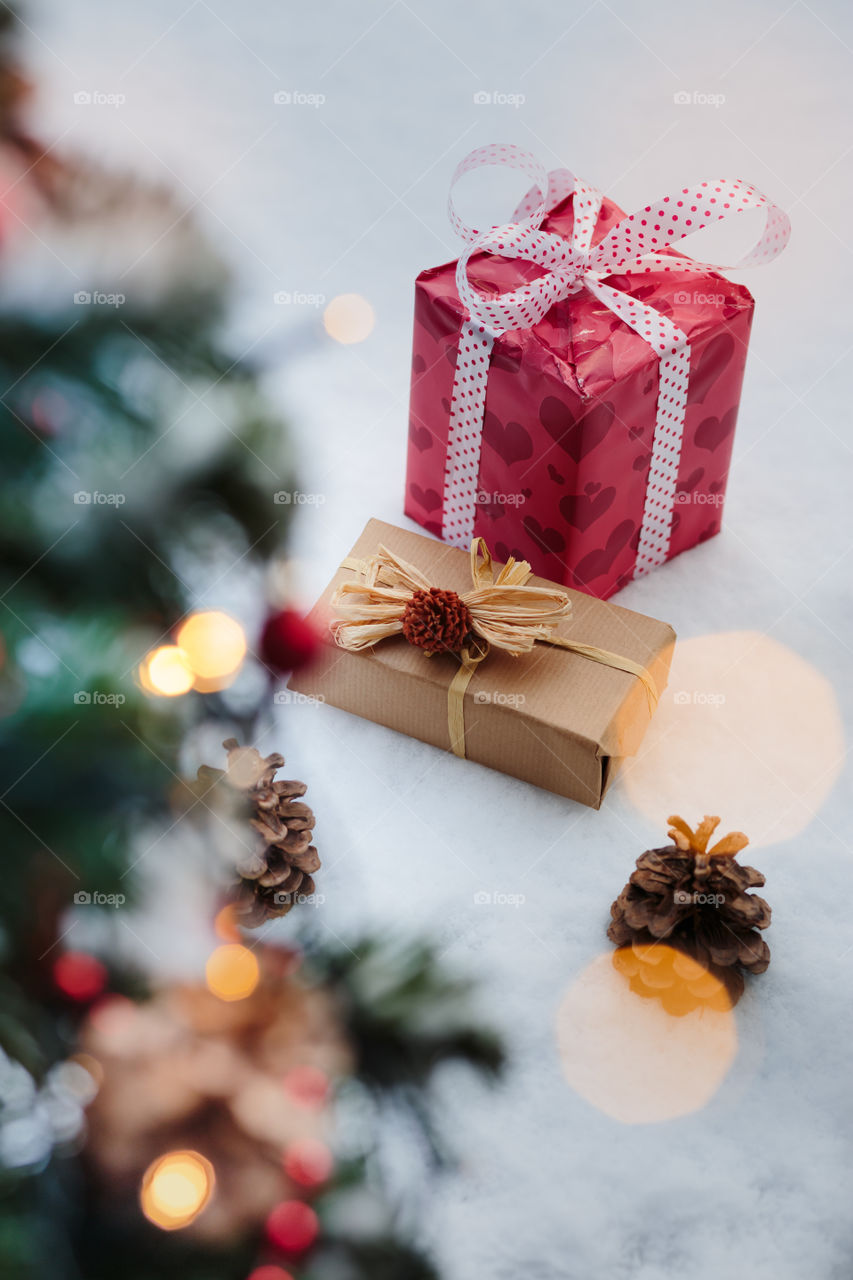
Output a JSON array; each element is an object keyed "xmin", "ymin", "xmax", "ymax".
[
  {"xmin": 332, "ymin": 539, "xmax": 571, "ymax": 662},
  {"xmin": 332, "ymin": 540, "xmax": 658, "ymax": 758},
  {"xmin": 441, "ymin": 144, "xmax": 791, "ymax": 575}
]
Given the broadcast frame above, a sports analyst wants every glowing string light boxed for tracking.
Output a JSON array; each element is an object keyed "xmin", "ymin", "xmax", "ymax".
[
  {"xmin": 140, "ymin": 1150, "xmax": 214, "ymax": 1230},
  {"xmin": 205, "ymin": 944, "xmax": 260, "ymax": 1002},
  {"xmin": 138, "ymin": 645, "xmax": 194, "ymax": 697},
  {"xmin": 176, "ymin": 611, "xmax": 247, "ymax": 689}
]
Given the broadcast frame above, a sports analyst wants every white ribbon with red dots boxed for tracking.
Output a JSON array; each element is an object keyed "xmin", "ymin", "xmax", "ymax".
[{"xmin": 441, "ymin": 144, "xmax": 790, "ymax": 577}]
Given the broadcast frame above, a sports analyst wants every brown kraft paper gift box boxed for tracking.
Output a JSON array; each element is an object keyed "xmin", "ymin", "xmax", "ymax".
[{"xmin": 288, "ymin": 520, "xmax": 676, "ymax": 809}]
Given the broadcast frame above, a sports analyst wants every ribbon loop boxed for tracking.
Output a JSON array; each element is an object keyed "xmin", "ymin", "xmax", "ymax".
[
  {"xmin": 448, "ymin": 143, "xmax": 550, "ymax": 245},
  {"xmin": 588, "ymin": 178, "xmax": 791, "ymax": 277}
]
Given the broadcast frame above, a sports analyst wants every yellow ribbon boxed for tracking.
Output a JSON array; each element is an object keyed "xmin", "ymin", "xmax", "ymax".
[{"xmin": 335, "ymin": 544, "xmax": 658, "ymax": 759}]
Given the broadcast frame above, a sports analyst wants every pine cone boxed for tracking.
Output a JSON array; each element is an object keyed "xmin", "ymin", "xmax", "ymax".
[
  {"xmin": 607, "ymin": 815, "xmax": 770, "ymax": 999},
  {"xmin": 402, "ymin": 587, "xmax": 472, "ymax": 654},
  {"xmin": 219, "ymin": 739, "xmax": 321, "ymax": 928}
]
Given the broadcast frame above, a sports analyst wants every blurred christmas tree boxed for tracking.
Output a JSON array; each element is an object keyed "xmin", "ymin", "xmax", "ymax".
[{"xmin": 0, "ymin": 9, "xmax": 502, "ymax": 1279}]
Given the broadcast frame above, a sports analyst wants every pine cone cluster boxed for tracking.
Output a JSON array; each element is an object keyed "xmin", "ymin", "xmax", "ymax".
[
  {"xmin": 219, "ymin": 739, "xmax": 320, "ymax": 928},
  {"xmin": 402, "ymin": 587, "xmax": 472, "ymax": 654},
  {"xmin": 608, "ymin": 815, "xmax": 770, "ymax": 1005}
]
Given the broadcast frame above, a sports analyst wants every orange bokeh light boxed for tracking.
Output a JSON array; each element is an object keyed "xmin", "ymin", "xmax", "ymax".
[
  {"xmin": 140, "ymin": 1150, "xmax": 214, "ymax": 1230},
  {"xmin": 623, "ymin": 631, "xmax": 844, "ymax": 847},
  {"xmin": 205, "ymin": 944, "xmax": 260, "ymax": 1002},
  {"xmin": 323, "ymin": 293, "xmax": 375, "ymax": 344},
  {"xmin": 555, "ymin": 949, "xmax": 738, "ymax": 1124},
  {"xmin": 138, "ymin": 645, "xmax": 194, "ymax": 697},
  {"xmin": 176, "ymin": 611, "xmax": 246, "ymax": 688},
  {"xmin": 213, "ymin": 903, "xmax": 242, "ymax": 942}
]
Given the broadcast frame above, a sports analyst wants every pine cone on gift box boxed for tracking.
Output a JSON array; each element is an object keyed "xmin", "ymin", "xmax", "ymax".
[
  {"xmin": 219, "ymin": 738, "xmax": 321, "ymax": 928},
  {"xmin": 607, "ymin": 814, "xmax": 771, "ymax": 1005},
  {"xmin": 402, "ymin": 586, "xmax": 473, "ymax": 655}
]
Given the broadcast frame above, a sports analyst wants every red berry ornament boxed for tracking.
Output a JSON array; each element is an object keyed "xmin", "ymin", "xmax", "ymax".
[
  {"xmin": 260, "ymin": 609, "xmax": 320, "ymax": 675},
  {"xmin": 265, "ymin": 1200, "xmax": 318, "ymax": 1254}
]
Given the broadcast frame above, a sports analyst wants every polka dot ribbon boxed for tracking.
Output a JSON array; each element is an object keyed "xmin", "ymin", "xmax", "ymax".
[{"xmin": 441, "ymin": 143, "xmax": 790, "ymax": 576}]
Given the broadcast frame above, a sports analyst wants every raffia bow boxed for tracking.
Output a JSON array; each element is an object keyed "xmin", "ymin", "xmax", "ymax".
[
  {"xmin": 331, "ymin": 539, "xmax": 659, "ymax": 760},
  {"xmin": 332, "ymin": 538, "xmax": 570, "ymax": 663}
]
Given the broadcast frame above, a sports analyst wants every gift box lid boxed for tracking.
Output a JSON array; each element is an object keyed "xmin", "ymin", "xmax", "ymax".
[{"xmin": 289, "ymin": 520, "xmax": 676, "ymax": 766}]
